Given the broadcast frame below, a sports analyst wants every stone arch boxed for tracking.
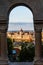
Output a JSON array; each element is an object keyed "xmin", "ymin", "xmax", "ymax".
[
  {"xmin": 8, "ymin": 4, "xmax": 34, "ymax": 44},
  {"xmin": 7, "ymin": 1, "xmax": 35, "ymax": 63},
  {"xmin": 0, "ymin": 0, "xmax": 43, "ymax": 65},
  {"xmin": 7, "ymin": 3, "xmax": 34, "ymax": 21}
]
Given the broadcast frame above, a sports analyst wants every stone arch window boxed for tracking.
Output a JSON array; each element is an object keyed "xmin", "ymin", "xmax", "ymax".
[
  {"xmin": 8, "ymin": 5, "xmax": 35, "ymax": 62},
  {"xmin": 8, "ymin": 5, "xmax": 34, "ymax": 42},
  {"xmin": 0, "ymin": 0, "xmax": 43, "ymax": 65}
]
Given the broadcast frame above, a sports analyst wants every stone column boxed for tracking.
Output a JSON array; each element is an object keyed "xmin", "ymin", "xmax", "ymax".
[
  {"xmin": 0, "ymin": 31, "xmax": 8, "ymax": 65},
  {"xmin": 34, "ymin": 26, "xmax": 43, "ymax": 65},
  {"xmin": 1, "ymin": 31, "xmax": 8, "ymax": 58},
  {"xmin": 0, "ymin": 21, "xmax": 8, "ymax": 65},
  {"xmin": 35, "ymin": 28, "xmax": 41, "ymax": 59}
]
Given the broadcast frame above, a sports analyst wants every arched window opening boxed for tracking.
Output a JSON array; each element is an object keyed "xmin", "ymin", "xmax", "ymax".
[{"xmin": 7, "ymin": 6, "xmax": 35, "ymax": 62}]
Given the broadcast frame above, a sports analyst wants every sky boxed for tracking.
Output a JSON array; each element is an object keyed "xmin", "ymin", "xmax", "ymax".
[
  {"xmin": 8, "ymin": 6, "xmax": 34, "ymax": 31},
  {"xmin": 9, "ymin": 6, "xmax": 33, "ymax": 23},
  {"xmin": 8, "ymin": 23, "xmax": 34, "ymax": 31}
]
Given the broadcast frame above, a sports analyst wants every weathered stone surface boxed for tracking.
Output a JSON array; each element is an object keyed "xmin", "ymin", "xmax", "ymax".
[
  {"xmin": 0, "ymin": 0, "xmax": 43, "ymax": 21},
  {"xmin": 0, "ymin": 0, "xmax": 43, "ymax": 65}
]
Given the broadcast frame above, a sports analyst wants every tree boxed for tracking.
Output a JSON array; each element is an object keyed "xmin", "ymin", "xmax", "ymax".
[
  {"xmin": 18, "ymin": 42, "xmax": 35, "ymax": 62},
  {"xmin": 7, "ymin": 37, "xmax": 13, "ymax": 55}
]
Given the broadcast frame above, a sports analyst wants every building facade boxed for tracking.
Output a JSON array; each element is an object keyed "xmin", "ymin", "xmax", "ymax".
[{"xmin": 7, "ymin": 29, "xmax": 35, "ymax": 42}]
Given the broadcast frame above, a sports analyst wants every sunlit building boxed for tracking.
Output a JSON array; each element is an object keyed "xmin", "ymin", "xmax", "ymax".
[{"xmin": 7, "ymin": 29, "xmax": 35, "ymax": 43}]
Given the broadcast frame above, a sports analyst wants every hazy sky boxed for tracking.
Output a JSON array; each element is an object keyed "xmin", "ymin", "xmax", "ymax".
[
  {"xmin": 8, "ymin": 23, "xmax": 34, "ymax": 31},
  {"xmin": 9, "ymin": 6, "xmax": 33, "ymax": 23},
  {"xmin": 8, "ymin": 6, "xmax": 34, "ymax": 31}
]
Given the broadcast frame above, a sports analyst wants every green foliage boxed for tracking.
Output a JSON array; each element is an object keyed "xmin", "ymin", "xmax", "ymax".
[
  {"xmin": 7, "ymin": 37, "xmax": 13, "ymax": 55},
  {"xmin": 18, "ymin": 42, "xmax": 35, "ymax": 62}
]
